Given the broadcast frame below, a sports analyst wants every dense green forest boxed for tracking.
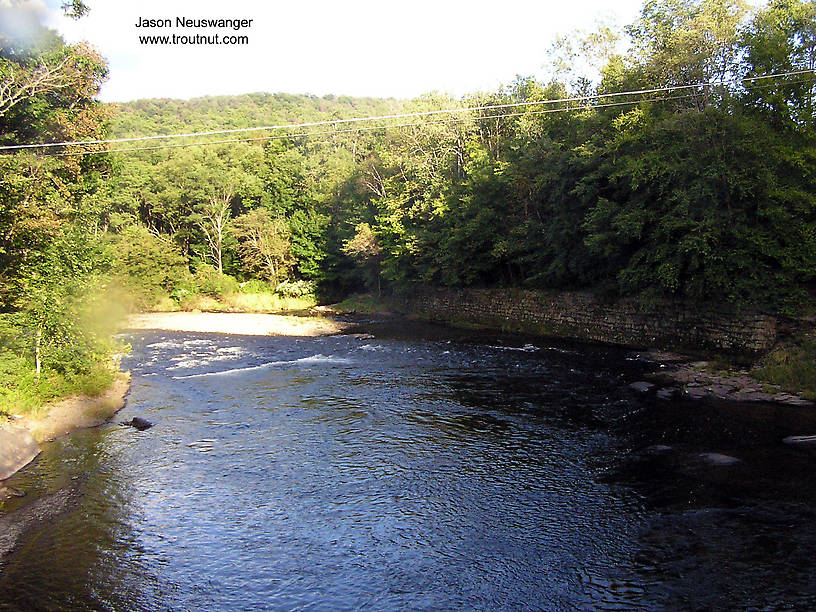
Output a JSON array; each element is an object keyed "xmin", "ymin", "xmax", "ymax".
[
  {"xmin": 1, "ymin": 0, "xmax": 815, "ymax": 410},
  {"xmin": 100, "ymin": 0, "xmax": 816, "ymax": 311}
]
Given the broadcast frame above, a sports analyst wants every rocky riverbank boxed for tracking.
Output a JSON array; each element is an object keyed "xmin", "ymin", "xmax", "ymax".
[
  {"xmin": 629, "ymin": 350, "xmax": 814, "ymax": 406},
  {"xmin": 331, "ymin": 294, "xmax": 815, "ymax": 407}
]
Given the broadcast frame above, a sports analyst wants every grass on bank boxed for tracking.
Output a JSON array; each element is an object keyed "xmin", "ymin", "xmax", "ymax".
[
  {"xmin": 0, "ymin": 293, "xmax": 124, "ymax": 420},
  {"xmin": 129, "ymin": 267, "xmax": 318, "ymax": 314},
  {"xmin": 152, "ymin": 292, "xmax": 315, "ymax": 314},
  {"xmin": 0, "ymin": 350, "xmax": 117, "ymax": 418},
  {"xmin": 333, "ymin": 293, "xmax": 394, "ymax": 315},
  {"xmin": 752, "ymin": 336, "xmax": 816, "ymax": 401}
]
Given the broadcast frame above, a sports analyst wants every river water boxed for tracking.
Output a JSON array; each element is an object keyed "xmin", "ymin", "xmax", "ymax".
[{"xmin": 1, "ymin": 321, "xmax": 816, "ymax": 610}]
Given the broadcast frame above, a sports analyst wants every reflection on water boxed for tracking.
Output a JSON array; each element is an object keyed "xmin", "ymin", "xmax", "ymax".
[{"xmin": 1, "ymin": 321, "xmax": 816, "ymax": 610}]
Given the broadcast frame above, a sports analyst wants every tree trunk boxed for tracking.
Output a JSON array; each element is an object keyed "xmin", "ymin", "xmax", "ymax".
[
  {"xmin": 35, "ymin": 325, "xmax": 42, "ymax": 378},
  {"xmin": 216, "ymin": 225, "xmax": 223, "ymax": 275}
]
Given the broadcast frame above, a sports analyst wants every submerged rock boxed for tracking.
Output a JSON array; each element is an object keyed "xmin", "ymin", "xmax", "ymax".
[
  {"xmin": 629, "ymin": 381, "xmax": 655, "ymax": 393},
  {"xmin": 0, "ymin": 485, "xmax": 25, "ymax": 498},
  {"xmin": 122, "ymin": 417, "xmax": 152, "ymax": 431},
  {"xmin": 707, "ymin": 384, "xmax": 736, "ymax": 397},
  {"xmin": 684, "ymin": 387, "xmax": 708, "ymax": 400},
  {"xmin": 656, "ymin": 388, "xmax": 678, "ymax": 400},
  {"xmin": 780, "ymin": 397, "xmax": 815, "ymax": 407},
  {"xmin": 644, "ymin": 444, "xmax": 673, "ymax": 454},
  {"xmin": 782, "ymin": 435, "xmax": 816, "ymax": 445},
  {"xmin": 348, "ymin": 333, "xmax": 376, "ymax": 340},
  {"xmin": 698, "ymin": 452, "xmax": 741, "ymax": 466}
]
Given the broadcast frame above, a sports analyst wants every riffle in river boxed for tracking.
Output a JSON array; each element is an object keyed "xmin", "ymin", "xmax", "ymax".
[{"xmin": 1, "ymin": 321, "xmax": 815, "ymax": 610}]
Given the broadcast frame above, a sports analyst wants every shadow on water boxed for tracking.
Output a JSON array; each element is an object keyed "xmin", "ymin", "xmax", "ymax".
[
  {"xmin": 1, "ymin": 320, "xmax": 815, "ymax": 610},
  {"xmin": 0, "ymin": 427, "xmax": 165, "ymax": 611},
  {"xmin": 602, "ymin": 397, "xmax": 816, "ymax": 610}
]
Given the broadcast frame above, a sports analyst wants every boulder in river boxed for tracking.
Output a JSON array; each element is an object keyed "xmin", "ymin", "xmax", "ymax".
[{"xmin": 122, "ymin": 417, "xmax": 153, "ymax": 431}]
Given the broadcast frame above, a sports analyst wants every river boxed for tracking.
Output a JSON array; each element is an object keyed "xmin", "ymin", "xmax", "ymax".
[{"xmin": 1, "ymin": 321, "xmax": 815, "ymax": 610}]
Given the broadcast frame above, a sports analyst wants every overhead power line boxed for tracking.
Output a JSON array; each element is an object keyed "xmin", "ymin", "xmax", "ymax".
[
  {"xmin": 0, "ymin": 68, "xmax": 813, "ymax": 153},
  {"xmin": 52, "ymin": 92, "xmax": 705, "ymax": 157},
  {"xmin": 46, "ymin": 76, "xmax": 813, "ymax": 158}
]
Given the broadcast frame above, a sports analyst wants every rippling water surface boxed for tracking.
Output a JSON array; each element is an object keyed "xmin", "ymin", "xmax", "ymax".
[{"xmin": 2, "ymin": 321, "xmax": 816, "ymax": 610}]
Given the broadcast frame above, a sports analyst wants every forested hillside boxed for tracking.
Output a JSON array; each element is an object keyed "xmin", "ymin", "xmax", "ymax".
[
  {"xmin": 101, "ymin": 0, "xmax": 816, "ymax": 314},
  {"xmin": 111, "ymin": 93, "xmax": 405, "ymax": 136},
  {"xmin": 1, "ymin": 0, "xmax": 815, "ymax": 411}
]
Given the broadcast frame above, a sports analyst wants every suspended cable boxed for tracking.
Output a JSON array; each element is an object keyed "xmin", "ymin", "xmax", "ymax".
[
  {"xmin": 50, "ymin": 93, "xmax": 699, "ymax": 156},
  {"xmin": 46, "ymin": 77, "xmax": 811, "ymax": 158}
]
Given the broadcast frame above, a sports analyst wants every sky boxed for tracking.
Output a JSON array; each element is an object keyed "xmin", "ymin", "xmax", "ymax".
[{"xmin": 18, "ymin": 0, "xmax": 645, "ymax": 101}]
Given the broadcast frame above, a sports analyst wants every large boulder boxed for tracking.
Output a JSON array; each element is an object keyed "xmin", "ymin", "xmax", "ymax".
[{"xmin": 0, "ymin": 426, "xmax": 40, "ymax": 480}]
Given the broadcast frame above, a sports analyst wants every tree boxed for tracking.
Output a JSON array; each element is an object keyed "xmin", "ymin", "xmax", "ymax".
[
  {"xmin": 741, "ymin": 0, "xmax": 816, "ymax": 131},
  {"xmin": 0, "ymin": 42, "xmax": 105, "ymax": 119},
  {"xmin": 108, "ymin": 225, "xmax": 191, "ymax": 309},
  {"xmin": 18, "ymin": 227, "xmax": 116, "ymax": 377},
  {"xmin": 546, "ymin": 21, "xmax": 623, "ymax": 92},
  {"xmin": 342, "ymin": 222, "xmax": 382, "ymax": 294},
  {"xmin": 0, "ymin": 4, "xmax": 108, "ymax": 141},
  {"xmin": 0, "ymin": 9, "xmax": 109, "ymax": 309},
  {"xmin": 625, "ymin": 0, "xmax": 749, "ymax": 108},
  {"xmin": 231, "ymin": 208, "xmax": 292, "ymax": 282},
  {"xmin": 197, "ymin": 184, "xmax": 233, "ymax": 275}
]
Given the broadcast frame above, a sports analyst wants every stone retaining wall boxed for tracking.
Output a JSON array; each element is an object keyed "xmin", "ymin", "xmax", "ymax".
[{"xmin": 398, "ymin": 287, "xmax": 777, "ymax": 353}]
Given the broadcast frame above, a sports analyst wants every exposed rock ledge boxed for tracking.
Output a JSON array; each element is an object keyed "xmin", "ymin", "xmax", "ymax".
[
  {"xmin": 635, "ymin": 351, "xmax": 813, "ymax": 406},
  {"xmin": 0, "ymin": 373, "xmax": 131, "ymax": 484}
]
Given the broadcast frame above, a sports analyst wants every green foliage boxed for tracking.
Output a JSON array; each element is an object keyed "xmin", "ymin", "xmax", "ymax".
[
  {"xmin": 289, "ymin": 208, "xmax": 329, "ymax": 281},
  {"xmin": 0, "ymin": 227, "xmax": 122, "ymax": 415},
  {"xmin": 0, "ymin": 349, "xmax": 39, "ymax": 415},
  {"xmin": 752, "ymin": 337, "xmax": 816, "ymax": 398},
  {"xmin": 342, "ymin": 223, "xmax": 383, "ymax": 293},
  {"xmin": 0, "ymin": 345, "xmax": 116, "ymax": 416},
  {"xmin": 231, "ymin": 208, "xmax": 292, "ymax": 282},
  {"xmin": 741, "ymin": 0, "xmax": 816, "ymax": 132},
  {"xmin": 581, "ymin": 104, "xmax": 816, "ymax": 310},
  {"xmin": 227, "ymin": 293, "xmax": 314, "ymax": 313},
  {"xmin": 15, "ymin": 227, "xmax": 121, "ymax": 371},
  {"xmin": 15, "ymin": 0, "xmax": 814, "ymax": 324},
  {"xmin": 0, "ymin": 10, "xmax": 123, "ymax": 413},
  {"xmin": 109, "ymin": 225, "xmax": 192, "ymax": 310},
  {"xmin": 275, "ymin": 279, "xmax": 317, "ymax": 298},
  {"xmin": 192, "ymin": 263, "xmax": 240, "ymax": 298},
  {"xmin": 239, "ymin": 279, "xmax": 275, "ymax": 294},
  {"xmin": 333, "ymin": 293, "xmax": 394, "ymax": 315}
]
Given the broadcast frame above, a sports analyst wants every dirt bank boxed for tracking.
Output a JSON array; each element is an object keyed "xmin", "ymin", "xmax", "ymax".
[
  {"xmin": 127, "ymin": 312, "xmax": 351, "ymax": 336},
  {"xmin": 0, "ymin": 373, "xmax": 131, "ymax": 486}
]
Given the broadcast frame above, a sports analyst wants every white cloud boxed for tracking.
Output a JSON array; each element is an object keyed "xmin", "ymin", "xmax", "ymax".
[
  {"xmin": 0, "ymin": 0, "xmax": 51, "ymax": 47},
  {"xmin": 32, "ymin": 0, "xmax": 649, "ymax": 101}
]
